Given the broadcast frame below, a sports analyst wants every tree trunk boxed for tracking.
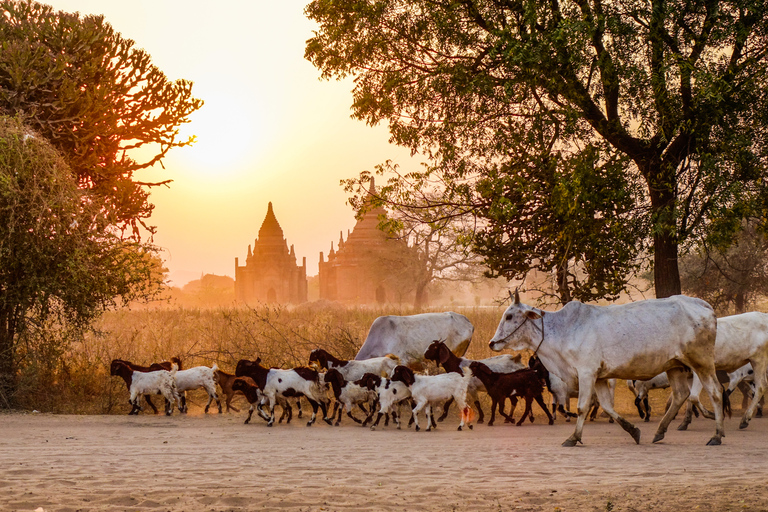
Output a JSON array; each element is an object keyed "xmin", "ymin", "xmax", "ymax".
[
  {"xmin": 555, "ymin": 261, "xmax": 572, "ymax": 305},
  {"xmin": 645, "ymin": 159, "xmax": 683, "ymax": 299},
  {"xmin": 0, "ymin": 307, "xmax": 16, "ymax": 408},
  {"xmin": 413, "ymin": 280, "xmax": 429, "ymax": 309},
  {"xmin": 735, "ymin": 291, "xmax": 746, "ymax": 314}
]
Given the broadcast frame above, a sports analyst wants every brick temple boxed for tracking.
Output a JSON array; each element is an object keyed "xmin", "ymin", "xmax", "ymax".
[
  {"xmin": 234, "ymin": 202, "xmax": 308, "ymax": 304},
  {"xmin": 318, "ymin": 180, "xmax": 420, "ymax": 304}
]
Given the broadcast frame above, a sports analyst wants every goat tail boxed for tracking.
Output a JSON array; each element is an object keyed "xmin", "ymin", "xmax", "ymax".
[
  {"xmin": 385, "ymin": 353, "xmax": 401, "ymax": 363},
  {"xmin": 461, "ymin": 405, "xmax": 476, "ymax": 424},
  {"xmin": 170, "ymin": 363, "xmax": 179, "ymax": 376}
]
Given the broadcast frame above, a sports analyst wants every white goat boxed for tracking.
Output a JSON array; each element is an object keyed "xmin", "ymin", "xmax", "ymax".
[
  {"xmin": 389, "ymin": 365, "xmax": 475, "ymax": 431},
  {"xmin": 175, "ymin": 364, "xmax": 222, "ymax": 414}
]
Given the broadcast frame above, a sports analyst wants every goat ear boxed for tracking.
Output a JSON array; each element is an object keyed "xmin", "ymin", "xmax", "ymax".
[
  {"xmin": 438, "ymin": 345, "xmax": 451, "ymax": 365},
  {"xmin": 255, "ymin": 357, "xmax": 262, "ymax": 364}
]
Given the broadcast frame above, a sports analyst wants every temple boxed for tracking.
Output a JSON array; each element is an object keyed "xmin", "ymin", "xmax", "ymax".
[
  {"xmin": 234, "ymin": 202, "xmax": 308, "ymax": 304},
  {"xmin": 318, "ymin": 179, "xmax": 422, "ymax": 304}
]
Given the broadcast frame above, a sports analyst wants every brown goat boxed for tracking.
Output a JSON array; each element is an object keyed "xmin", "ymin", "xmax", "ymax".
[
  {"xmin": 468, "ymin": 362, "xmax": 554, "ymax": 427},
  {"xmin": 214, "ymin": 369, "xmax": 243, "ymax": 413}
]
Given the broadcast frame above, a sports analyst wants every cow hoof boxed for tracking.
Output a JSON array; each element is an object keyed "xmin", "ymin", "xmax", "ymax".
[
  {"xmin": 561, "ymin": 437, "xmax": 580, "ymax": 447},
  {"xmin": 739, "ymin": 420, "xmax": 750, "ymax": 429},
  {"xmin": 630, "ymin": 427, "xmax": 641, "ymax": 444},
  {"xmin": 706, "ymin": 436, "xmax": 722, "ymax": 446},
  {"xmin": 677, "ymin": 422, "xmax": 689, "ymax": 431},
  {"xmin": 652, "ymin": 432, "xmax": 665, "ymax": 443}
]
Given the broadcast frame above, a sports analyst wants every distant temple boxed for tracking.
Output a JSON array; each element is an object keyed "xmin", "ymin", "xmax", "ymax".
[
  {"xmin": 234, "ymin": 202, "xmax": 308, "ymax": 304},
  {"xmin": 318, "ymin": 179, "xmax": 422, "ymax": 304}
]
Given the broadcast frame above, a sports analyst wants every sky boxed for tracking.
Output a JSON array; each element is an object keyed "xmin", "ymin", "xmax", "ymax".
[{"xmin": 45, "ymin": 0, "xmax": 420, "ymax": 286}]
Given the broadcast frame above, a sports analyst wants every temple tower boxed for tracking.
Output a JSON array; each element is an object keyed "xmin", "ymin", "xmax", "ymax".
[{"xmin": 235, "ymin": 202, "xmax": 308, "ymax": 304}]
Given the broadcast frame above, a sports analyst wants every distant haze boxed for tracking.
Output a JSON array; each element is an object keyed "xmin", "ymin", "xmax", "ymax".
[{"xmin": 45, "ymin": 0, "xmax": 421, "ymax": 286}]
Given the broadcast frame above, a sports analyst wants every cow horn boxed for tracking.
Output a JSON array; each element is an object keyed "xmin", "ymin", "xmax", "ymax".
[{"xmin": 514, "ymin": 288, "xmax": 520, "ymax": 304}]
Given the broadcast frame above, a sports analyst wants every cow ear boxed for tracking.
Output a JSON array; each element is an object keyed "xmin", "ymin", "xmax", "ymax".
[{"xmin": 524, "ymin": 310, "xmax": 541, "ymax": 320}]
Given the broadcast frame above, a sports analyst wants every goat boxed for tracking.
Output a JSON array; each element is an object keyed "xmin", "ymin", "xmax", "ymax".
[
  {"xmin": 423, "ymin": 339, "xmax": 525, "ymax": 423},
  {"xmin": 309, "ymin": 348, "xmax": 400, "ymax": 381},
  {"xmin": 235, "ymin": 358, "xmax": 332, "ymax": 427},
  {"xmin": 468, "ymin": 361, "xmax": 554, "ymax": 427},
  {"xmin": 175, "ymin": 364, "xmax": 222, "ymax": 414},
  {"xmin": 389, "ymin": 365, "xmax": 475, "ymax": 431},
  {"xmin": 231, "ymin": 377, "xmax": 294, "ymax": 424},
  {"xmin": 110, "ymin": 360, "xmax": 180, "ymax": 415},
  {"xmin": 109, "ymin": 357, "xmax": 180, "ymax": 414},
  {"xmin": 214, "ymin": 369, "xmax": 244, "ymax": 413},
  {"xmin": 528, "ymin": 355, "xmax": 610, "ymax": 423},
  {"xmin": 324, "ymin": 368, "xmax": 377, "ymax": 426},
  {"xmin": 355, "ymin": 372, "xmax": 412, "ymax": 430}
]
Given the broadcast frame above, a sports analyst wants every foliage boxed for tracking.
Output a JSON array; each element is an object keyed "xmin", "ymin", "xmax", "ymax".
[
  {"xmin": 0, "ymin": 0, "xmax": 202, "ymax": 236},
  {"xmin": 681, "ymin": 221, "xmax": 768, "ymax": 314},
  {"xmin": 306, "ymin": 0, "xmax": 768, "ymax": 300},
  {"xmin": 0, "ymin": 116, "xmax": 162, "ymax": 405}
]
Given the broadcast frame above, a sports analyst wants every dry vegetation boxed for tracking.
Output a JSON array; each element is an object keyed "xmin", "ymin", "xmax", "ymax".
[
  {"xmin": 15, "ymin": 302, "xmax": 731, "ymax": 419},
  {"xmin": 13, "ymin": 304, "xmax": 505, "ymax": 415}
]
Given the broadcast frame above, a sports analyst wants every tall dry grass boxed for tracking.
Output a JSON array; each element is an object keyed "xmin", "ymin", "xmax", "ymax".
[{"xmin": 16, "ymin": 303, "xmax": 508, "ymax": 414}]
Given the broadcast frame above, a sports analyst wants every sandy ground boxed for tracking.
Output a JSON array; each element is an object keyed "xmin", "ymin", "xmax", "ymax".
[{"xmin": 2, "ymin": 400, "xmax": 768, "ymax": 512}]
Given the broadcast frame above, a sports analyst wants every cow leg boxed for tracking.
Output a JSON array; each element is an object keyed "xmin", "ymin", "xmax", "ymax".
[
  {"xmin": 654, "ymin": 368, "xmax": 693, "ymax": 442},
  {"xmin": 740, "ymin": 359, "xmax": 768, "ymax": 429},
  {"xmin": 562, "ymin": 374, "xmax": 596, "ymax": 446},
  {"xmin": 594, "ymin": 379, "xmax": 640, "ymax": 444}
]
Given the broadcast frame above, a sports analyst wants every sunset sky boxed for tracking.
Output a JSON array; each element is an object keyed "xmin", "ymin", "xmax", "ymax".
[{"xmin": 45, "ymin": 0, "xmax": 419, "ymax": 285}]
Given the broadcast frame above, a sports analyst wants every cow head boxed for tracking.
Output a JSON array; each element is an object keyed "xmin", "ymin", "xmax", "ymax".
[{"xmin": 489, "ymin": 295, "xmax": 543, "ymax": 352}]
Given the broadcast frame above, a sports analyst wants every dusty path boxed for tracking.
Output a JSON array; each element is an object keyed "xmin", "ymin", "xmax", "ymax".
[{"xmin": 1, "ymin": 410, "xmax": 768, "ymax": 511}]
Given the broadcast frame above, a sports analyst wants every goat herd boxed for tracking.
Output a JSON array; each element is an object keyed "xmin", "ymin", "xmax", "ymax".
[{"xmin": 111, "ymin": 293, "xmax": 768, "ymax": 447}]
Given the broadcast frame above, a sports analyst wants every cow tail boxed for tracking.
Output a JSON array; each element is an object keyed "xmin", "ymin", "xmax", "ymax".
[{"xmin": 722, "ymin": 384, "xmax": 732, "ymax": 419}]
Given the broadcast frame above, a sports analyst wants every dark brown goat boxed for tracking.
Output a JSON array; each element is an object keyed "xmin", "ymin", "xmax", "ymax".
[
  {"xmin": 468, "ymin": 362, "xmax": 554, "ymax": 426},
  {"xmin": 110, "ymin": 357, "xmax": 181, "ymax": 414},
  {"xmin": 309, "ymin": 348, "xmax": 349, "ymax": 370}
]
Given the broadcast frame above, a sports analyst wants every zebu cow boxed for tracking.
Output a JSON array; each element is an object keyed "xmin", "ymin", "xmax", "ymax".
[
  {"xmin": 355, "ymin": 312, "xmax": 474, "ymax": 368},
  {"xmin": 679, "ymin": 312, "xmax": 768, "ymax": 430},
  {"xmin": 489, "ymin": 292, "xmax": 725, "ymax": 446}
]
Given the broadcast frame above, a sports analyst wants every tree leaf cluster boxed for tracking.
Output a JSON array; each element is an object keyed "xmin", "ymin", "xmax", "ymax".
[{"xmin": 0, "ymin": 0, "xmax": 203, "ymax": 236}]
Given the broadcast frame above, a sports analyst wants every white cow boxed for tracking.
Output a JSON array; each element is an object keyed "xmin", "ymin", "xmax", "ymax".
[
  {"xmin": 679, "ymin": 312, "xmax": 768, "ymax": 430},
  {"xmin": 489, "ymin": 292, "xmax": 725, "ymax": 446},
  {"xmin": 355, "ymin": 312, "xmax": 474, "ymax": 368}
]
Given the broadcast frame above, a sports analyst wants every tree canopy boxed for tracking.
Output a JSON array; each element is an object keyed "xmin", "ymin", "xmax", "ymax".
[
  {"xmin": 0, "ymin": 0, "xmax": 202, "ymax": 236},
  {"xmin": 306, "ymin": 0, "xmax": 768, "ymax": 299},
  {"xmin": 0, "ymin": 116, "xmax": 162, "ymax": 403}
]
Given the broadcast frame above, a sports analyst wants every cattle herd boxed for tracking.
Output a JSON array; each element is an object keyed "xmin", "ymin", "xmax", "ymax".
[{"xmin": 110, "ymin": 294, "xmax": 768, "ymax": 447}]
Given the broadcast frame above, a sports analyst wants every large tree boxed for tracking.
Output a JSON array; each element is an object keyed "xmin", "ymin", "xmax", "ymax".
[
  {"xmin": 306, "ymin": 0, "xmax": 768, "ymax": 298},
  {"xmin": 0, "ymin": 0, "xmax": 202, "ymax": 236},
  {"xmin": 0, "ymin": 116, "xmax": 161, "ymax": 403}
]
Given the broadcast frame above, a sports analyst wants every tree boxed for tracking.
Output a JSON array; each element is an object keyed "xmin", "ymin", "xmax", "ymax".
[
  {"xmin": 0, "ymin": 0, "xmax": 202, "ymax": 236},
  {"xmin": 0, "ymin": 116, "xmax": 162, "ymax": 404},
  {"xmin": 681, "ymin": 221, "xmax": 768, "ymax": 314},
  {"xmin": 306, "ymin": 0, "xmax": 768, "ymax": 299}
]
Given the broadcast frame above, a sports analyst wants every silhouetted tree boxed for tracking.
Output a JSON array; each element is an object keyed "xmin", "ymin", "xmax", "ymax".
[{"xmin": 307, "ymin": 0, "xmax": 768, "ymax": 300}]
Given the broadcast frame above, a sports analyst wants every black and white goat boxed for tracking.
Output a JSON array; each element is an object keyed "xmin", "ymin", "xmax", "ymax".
[
  {"xmin": 324, "ymin": 368, "xmax": 377, "ymax": 426},
  {"xmin": 110, "ymin": 358, "xmax": 180, "ymax": 414},
  {"xmin": 389, "ymin": 365, "xmax": 475, "ymax": 431},
  {"xmin": 235, "ymin": 358, "xmax": 332, "ymax": 427},
  {"xmin": 231, "ymin": 376, "xmax": 295, "ymax": 424},
  {"xmin": 355, "ymin": 372, "xmax": 412, "ymax": 430}
]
